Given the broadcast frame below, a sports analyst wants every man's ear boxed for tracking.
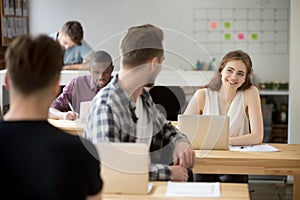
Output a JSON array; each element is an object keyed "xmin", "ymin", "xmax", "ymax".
[
  {"xmin": 149, "ymin": 57, "xmax": 159, "ymax": 70},
  {"xmin": 4, "ymin": 72, "xmax": 10, "ymax": 90},
  {"xmin": 151, "ymin": 57, "xmax": 159, "ymax": 64}
]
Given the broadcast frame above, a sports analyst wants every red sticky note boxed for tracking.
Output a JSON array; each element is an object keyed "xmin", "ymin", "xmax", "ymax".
[
  {"xmin": 210, "ymin": 21, "xmax": 218, "ymax": 29},
  {"xmin": 237, "ymin": 33, "xmax": 245, "ymax": 40}
]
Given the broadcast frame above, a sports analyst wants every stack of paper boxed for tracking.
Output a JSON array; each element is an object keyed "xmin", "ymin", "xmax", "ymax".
[
  {"xmin": 230, "ymin": 144, "xmax": 280, "ymax": 152},
  {"xmin": 165, "ymin": 181, "xmax": 220, "ymax": 197}
]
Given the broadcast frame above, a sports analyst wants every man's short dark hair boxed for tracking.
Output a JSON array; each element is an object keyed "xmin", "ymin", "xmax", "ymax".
[
  {"xmin": 90, "ymin": 51, "xmax": 113, "ymax": 65},
  {"xmin": 61, "ymin": 21, "xmax": 84, "ymax": 46},
  {"xmin": 89, "ymin": 50, "xmax": 114, "ymax": 71},
  {"xmin": 5, "ymin": 35, "xmax": 64, "ymax": 95},
  {"xmin": 120, "ymin": 24, "xmax": 164, "ymax": 68}
]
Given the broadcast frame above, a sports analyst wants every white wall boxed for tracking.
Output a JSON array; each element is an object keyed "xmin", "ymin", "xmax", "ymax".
[
  {"xmin": 29, "ymin": 0, "xmax": 299, "ymax": 143},
  {"xmin": 29, "ymin": 0, "xmax": 289, "ymax": 82},
  {"xmin": 288, "ymin": 0, "xmax": 300, "ymax": 144},
  {"xmin": 29, "ymin": 0, "xmax": 197, "ymax": 72}
]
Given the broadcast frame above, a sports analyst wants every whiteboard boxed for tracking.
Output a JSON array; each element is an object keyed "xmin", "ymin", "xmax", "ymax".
[{"xmin": 30, "ymin": 0, "xmax": 289, "ymax": 82}]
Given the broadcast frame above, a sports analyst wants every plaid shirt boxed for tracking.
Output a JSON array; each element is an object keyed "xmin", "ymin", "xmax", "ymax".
[{"xmin": 84, "ymin": 76, "xmax": 190, "ymax": 181}]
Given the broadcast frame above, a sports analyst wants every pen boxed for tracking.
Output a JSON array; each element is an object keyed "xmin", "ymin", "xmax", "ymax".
[
  {"xmin": 240, "ymin": 145, "xmax": 253, "ymax": 149},
  {"xmin": 68, "ymin": 102, "xmax": 77, "ymax": 120},
  {"xmin": 68, "ymin": 102, "xmax": 75, "ymax": 113}
]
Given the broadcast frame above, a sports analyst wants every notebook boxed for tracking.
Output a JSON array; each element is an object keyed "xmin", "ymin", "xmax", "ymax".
[
  {"xmin": 79, "ymin": 101, "xmax": 92, "ymax": 121},
  {"xmin": 94, "ymin": 142, "xmax": 153, "ymax": 194},
  {"xmin": 177, "ymin": 115, "xmax": 229, "ymax": 150}
]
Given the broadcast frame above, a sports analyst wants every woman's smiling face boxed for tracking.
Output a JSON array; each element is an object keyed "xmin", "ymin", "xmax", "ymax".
[{"xmin": 221, "ymin": 60, "xmax": 247, "ymax": 90}]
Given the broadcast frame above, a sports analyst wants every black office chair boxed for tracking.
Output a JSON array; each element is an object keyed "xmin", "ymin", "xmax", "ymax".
[{"xmin": 149, "ymin": 86, "xmax": 186, "ymax": 121}]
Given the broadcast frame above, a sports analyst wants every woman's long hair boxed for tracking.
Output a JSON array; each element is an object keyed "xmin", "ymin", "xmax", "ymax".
[{"xmin": 206, "ymin": 50, "xmax": 253, "ymax": 91}]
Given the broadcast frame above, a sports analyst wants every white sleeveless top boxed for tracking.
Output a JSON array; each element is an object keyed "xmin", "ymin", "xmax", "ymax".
[{"xmin": 203, "ymin": 89, "xmax": 250, "ymax": 137}]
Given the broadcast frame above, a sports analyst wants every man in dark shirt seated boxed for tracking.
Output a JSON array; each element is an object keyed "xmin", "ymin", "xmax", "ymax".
[{"xmin": 0, "ymin": 35, "xmax": 103, "ymax": 199}]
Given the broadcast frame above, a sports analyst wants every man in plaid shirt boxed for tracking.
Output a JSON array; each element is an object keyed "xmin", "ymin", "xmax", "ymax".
[{"xmin": 84, "ymin": 24, "xmax": 195, "ymax": 181}]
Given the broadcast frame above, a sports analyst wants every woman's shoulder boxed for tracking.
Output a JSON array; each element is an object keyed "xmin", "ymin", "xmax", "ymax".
[
  {"xmin": 194, "ymin": 87, "xmax": 207, "ymax": 97},
  {"xmin": 243, "ymin": 85, "xmax": 259, "ymax": 95},
  {"xmin": 243, "ymin": 86, "xmax": 260, "ymax": 104}
]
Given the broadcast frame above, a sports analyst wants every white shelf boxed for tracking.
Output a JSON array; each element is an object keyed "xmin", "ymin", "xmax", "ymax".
[
  {"xmin": 60, "ymin": 70, "xmax": 215, "ymax": 87},
  {"xmin": 155, "ymin": 70, "xmax": 214, "ymax": 87},
  {"xmin": 0, "ymin": 69, "xmax": 214, "ymax": 110},
  {"xmin": 1, "ymin": 69, "xmax": 289, "ymax": 111},
  {"xmin": 59, "ymin": 70, "xmax": 89, "ymax": 85},
  {"xmin": 259, "ymin": 90, "xmax": 289, "ymax": 96}
]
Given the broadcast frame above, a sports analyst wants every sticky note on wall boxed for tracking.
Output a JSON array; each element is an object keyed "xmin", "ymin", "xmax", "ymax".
[
  {"xmin": 251, "ymin": 33, "xmax": 259, "ymax": 40},
  {"xmin": 210, "ymin": 21, "xmax": 218, "ymax": 29},
  {"xmin": 224, "ymin": 22, "xmax": 231, "ymax": 29},
  {"xmin": 224, "ymin": 33, "xmax": 231, "ymax": 40},
  {"xmin": 237, "ymin": 33, "xmax": 245, "ymax": 40}
]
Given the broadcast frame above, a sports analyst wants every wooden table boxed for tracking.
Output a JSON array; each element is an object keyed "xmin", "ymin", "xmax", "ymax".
[
  {"xmin": 194, "ymin": 143, "xmax": 300, "ymax": 200},
  {"xmin": 49, "ymin": 120, "xmax": 176, "ymax": 137},
  {"xmin": 103, "ymin": 182, "xmax": 249, "ymax": 200},
  {"xmin": 47, "ymin": 121, "xmax": 299, "ymax": 199},
  {"xmin": 48, "ymin": 119, "xmax": 85, "ymax": 136}
]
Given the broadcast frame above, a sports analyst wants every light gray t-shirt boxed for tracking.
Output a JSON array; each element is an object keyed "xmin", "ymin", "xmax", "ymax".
[{"xmin": 135, "ymin": 96, "xmax": 153, "ymax": 147}]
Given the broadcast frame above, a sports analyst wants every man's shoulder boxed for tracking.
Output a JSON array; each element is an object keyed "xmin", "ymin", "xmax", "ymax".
[
  {"xmin": 51, "ymin": 127, "xmax": 97, "ymax": 154},
  {"xmin": 80, "ymin": 39, "xmax": 91, "ymax": 47},
  {"xmin": 94, "ymin": 79, "xmax": 124, "ymax": 108},
  {"xmin": 66, "ymin": 75, "xmax": 92, "ymax": 90},
  {"xmin": 73, "ymin": 39, "xmax": 92, "ymax": 51},
  {"xmin": 72, "ymin": 74, "xmax": 91, "ymax": 83},
  {"xmin": 96, "ymin": 83, "xmax": 115, "ymax": 102},
  {"xmin": 0, "ymin": 121, "xmax": 94, "ymax": 150},
  {"xmin": 100, "ymin": 77, "xmax": 118, "ymax": 94}
]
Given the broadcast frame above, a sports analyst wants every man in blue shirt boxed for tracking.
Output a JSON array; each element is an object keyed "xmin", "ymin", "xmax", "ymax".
[{"xmin": 49, "ymin": 20, "xmax": 93, "ymax": 70}]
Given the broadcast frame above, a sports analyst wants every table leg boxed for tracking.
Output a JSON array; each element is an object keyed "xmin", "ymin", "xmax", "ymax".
[{"xmin": 294, "ymin": 175, "xmax": 300, "ymax": 200}]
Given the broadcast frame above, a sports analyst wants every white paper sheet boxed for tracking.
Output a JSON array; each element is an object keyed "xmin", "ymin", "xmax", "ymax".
[
  {"xmin": 165, "ymin": 181, "xmax": 220, "ymax": 197},
  {"xmin": 230, "ymin": 144, "xmax": 280, "ymax": 152}
]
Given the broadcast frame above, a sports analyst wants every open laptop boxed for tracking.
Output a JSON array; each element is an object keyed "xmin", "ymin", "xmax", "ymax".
[
  {"xmin": 79, "ymin": 101, "xmax": 92, "ymax": 122},
  {"xmin": 94, "ymin": 142, "xmax": 153, "ymax": 194},
  {"xmin": 177, "ymin": 115, "xmax": 229, "ymax": 150}
]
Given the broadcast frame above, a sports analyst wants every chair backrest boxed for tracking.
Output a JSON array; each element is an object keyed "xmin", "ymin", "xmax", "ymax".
[{"xmin": 149, "ymin": 86, "xmax": 186, "ymax": 121}]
